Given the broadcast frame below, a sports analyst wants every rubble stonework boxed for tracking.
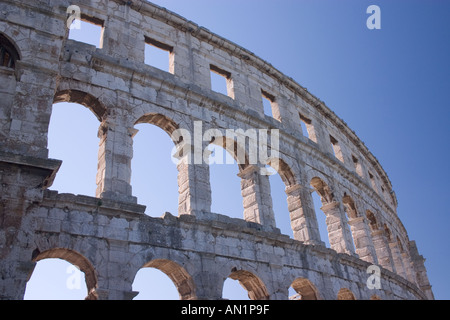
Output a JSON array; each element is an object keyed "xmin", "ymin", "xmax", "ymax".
[{"xmin": 0, "ymin": 0, "xmax": 433, "ymax": 300}]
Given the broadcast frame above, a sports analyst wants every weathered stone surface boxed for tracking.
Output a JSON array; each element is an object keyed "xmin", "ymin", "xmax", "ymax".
[{"xmin": 0, "ymin": 0, "xmax": 433, "ymax": 300}]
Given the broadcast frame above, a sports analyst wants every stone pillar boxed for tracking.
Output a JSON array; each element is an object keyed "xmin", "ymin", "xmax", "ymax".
[
  {"xmin": 389, "ymin": 242, "xmax": 407, "ymax": 279},
  {"xmin": 96, "ymin": 118, "xmax": 136, "ymax": 203},
  {"xmin": 401, "ymin": 252, "xmax": 416, "ymax": 284},
  {"xmin": 285, "ymin": 184, "xmax": 322, "ymax": 245},
  {"xmin": 177, "ymin": 160, "xmax": 212, "ymax": 216},
  {"xmin": 0, "ymin": 258, "xmax": 36, "ymax": 300},
  {"xmin": 347, "ymin": 216, "xmax": 378, "ymax": 264},
  {"xmin": 0, "ymin": 152, "xmax": 60, "ymax": 299},
  {"xmin": 320, "ymin": 201, "xmax": 354, "ymax": 255},
  {"xmin": 191, "ymin": 254, "xmax": 223, "ymax": 300},
  {"xmin": 370, "ymin": 230, "xmax": 396, "ymax": 272},
  {"xmin": 237, "ymin": 165, "xmax": 276, "ymax": 231}
]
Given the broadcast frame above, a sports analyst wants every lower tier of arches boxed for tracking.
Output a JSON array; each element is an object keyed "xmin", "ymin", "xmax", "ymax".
[{"xmin": 0, "ymin": 191, "xmax": 426, "ymax": 300}]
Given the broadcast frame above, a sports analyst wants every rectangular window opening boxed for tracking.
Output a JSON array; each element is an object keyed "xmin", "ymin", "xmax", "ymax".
[
  {"xmin": 380, "ymin": 185, "xmax": 392, "ymax": 205},
  {"xmin": 68, "ymin": 15, "xmax": 104, "ymax": 48},
  {"xmin": 210, "ymin": 64, "xmax": 233, "ymax": 98},
  {"xmin": 329, "ymin": 135, "xmax": 344, "ymax": 163},
  {"xmin": 262, "ymin": 90, "xmax": 276, "ymax": 118},
  {"xmin": 352, "ymin": 155, "xmax": 363, "ymax": 177},
  {"xmin": 299, "ymin": 113, "xmax": 317, "ymax": 142},
  {"xmin": 368, "ymin": 171, "xmax": 378, "ymax": 193},
  {"xmin": 145, "ymin": 37, "xmax": 174, "ymax": 73}
]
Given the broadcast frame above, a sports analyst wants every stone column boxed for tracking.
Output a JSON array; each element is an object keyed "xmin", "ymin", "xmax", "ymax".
[
  {"xmin": 320, "ymin": 201, "xmax": 355, "ymax": 255},
  {"xmin": 401, "ymin": 252, "xmax": 416, "ymax": 284},
  {"xmin": 0, "ymin": 258, "xmax": 36, "ymax": 300},
  {"xmin": 389, "ymin": 242, "xmax": 407, "ymax": 279},
  {"xmin": 0, "ymin": 153, "xmax": 60, "ymax": 299},
  {"xmin": 237, "ymin": 165, "xmax": 276, "ymax": 231},
  {"xmin": 285, "ymin": 184, "xmax": 322, "ymax": 245},
  {"xmin": 96, "ymin": 118, "xmax": 137, "ymax": 204},
  {"xmin": 347, "ymin": 216, "xmax": 378, "ymax": 264},
  {"xmin": 191, "ymin": 254, "xmax": 223, "ymax": 300},
  {"xmin": 370, "ymin": 230, "xmax": 396, "ymax": 272},
  {"xmin": 177, "ymin": 160, "xmax": 212, "ymax": 216}
]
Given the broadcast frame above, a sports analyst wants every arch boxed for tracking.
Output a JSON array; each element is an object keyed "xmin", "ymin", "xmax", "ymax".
[
  {"xmin": 366, "ymin": 211, "xmax": 396, "ymax": 272},
  {"xmin": 366, "ymin": 210, "xmax": 379, "ymax": 231},
  {"xmin": 135, "ymin": 113, "xmax": 180, "ymax": 139},
  {"xmin": 290, "ymin": 277, "xmax": 319, "ymax": 300},
  {"xmin": 53, "ymin": 89, "xmax": 107, "ymax": 121},
  {"xmin": 342, "ymin": 194, "xmax": 358, "ymax": 219},
  {"xmin": 47, "ymin": 99, "xmax": 100, "ymax": 196},
  {"xmin": 266, "ymin": 157, "xmax": 297, "ymax": 187},
  {"xmin": 343, "ymin": 195, "xmax": 380, "ymax": 263},
  {"xmin": 130, "ymin": 112, "xmax": 191, "ymax": 216},
  {"xmin": 132, "ymin": 118, "xmax": 180, "ymax": 216},
  {"xmin": 0, "ymin": 33, "xmax": 20, "ymax": 68},
  {"xmin": 206, "ymin": 133, "xmax": 253, "ymax": 220},
  {"xmin": 227, "ymin": 269, "xmax": 269, "ymax": 300},
  {"xmin": 207, "ymin": 133, "xmax": 250, "ymax": 171},
  {"xmin": 207, "ymin": 139, "xmax": 246, "ymax": 219},
  {"xmin": 341, "ymin": 193, "xmax": 358, "ymax": 252},
  {"xmin": 337, "ymin": 288, "xmax": 356, "ymax": 300},
  {"xmin": 383, "ymin": 223, "xmax": 392, "ymax": 242},
  {"xmin": 30, "ymin": 248, "xmax": 98, "ymax": 300},
  {"xmin": 310, "ymin": 177, "xmax": 334, "ymax": 204},
  {"xmin": 137, "ymin": 259, "xmax": 196, "ymax": 300}
]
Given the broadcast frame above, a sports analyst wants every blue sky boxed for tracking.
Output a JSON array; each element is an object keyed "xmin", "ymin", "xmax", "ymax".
[{"xmin": 24, "ymin": 0, "xmax": 449, "ymax": 300}]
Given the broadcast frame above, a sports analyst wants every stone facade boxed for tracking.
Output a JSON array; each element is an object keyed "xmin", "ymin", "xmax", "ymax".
[{"xmin": 0, "ymin": 0, "xmax": 433, "ymax": 300}]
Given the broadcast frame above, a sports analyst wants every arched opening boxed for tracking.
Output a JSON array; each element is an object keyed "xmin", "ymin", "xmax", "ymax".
[
  {"xmin": 132, "ymin": 116, "xmax": 179, "ymax": 217},
  {"xmin": 337, "ymin": 288, "xmax": 356, "ymax": 300},
  {"xmin": 342, "ymin": 194, "xmax": 358, "ymax": 253},
  {"xmin": 366, "ymin": 210, "xmax": 395, "ymax": 272},
  {"xmin": 310, "ymin": 177, "xmax": 356, "ymax": 254},
  {"xmin": 289, "ymin": 277, "xmax": 319, "ymax": 300},
  {"xmin": 266, "ymin": 159, "xmax": 297, "ymax": 239},
  {"xmin": 132, "ymin": 268, "xmax": 179, "ymax": 300},
  {"xmin": 311, "ymin": 191, "xmax": 330, "ymax": 247},
  {"xmin": 224, "ymin": 269, "xmax": 269, "ymax": 300},
  {"xmin": 310, "ymin": 177, "xmax": 335, "ymax": 248},
  {"xmin": 48, "ymin": 100, "xmax": 101, "ymax": 196},
  {"xmin": 132, "ymin": 259, "xmax": 196, "ymax": 300},
  {"xmin": 267, "ymin": 166, "xmax": 292, "ymax": 237},
  {"xmin": 0, "ymin": 33, "xmax": 20, "ymax": 69},
  {"xmin": 310, "ymin": 177, "xmax": 334, "ymax": 205},
  {"xmin": 25, "ymin": 248, "xmax": 97, "ymax": 300},
  {"xmin": 366, "ymin": 210, "xmax": 379, "ymax": 232},
  {"xmin": 383, "ymin": 223, "xmax": 392, "ymax": 242},
  {"xmin": 222, "ymin": 278, "xmax": 251, "ymax": 300},
  {"xmin": 53, "ymin": 90, "xmax": 107, "ymax": 121},
  {"xmin": 207, "ymin": 136, "xmax": 245, "ymax": 219}
]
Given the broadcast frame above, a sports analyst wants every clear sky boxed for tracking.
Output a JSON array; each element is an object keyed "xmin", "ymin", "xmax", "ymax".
[{"xmin": 24, "ymin": 0, "xmax": 450, "ymax": 300}]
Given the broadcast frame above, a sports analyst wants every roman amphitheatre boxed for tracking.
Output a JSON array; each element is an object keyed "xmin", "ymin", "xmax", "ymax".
[{"xmin": 0, "ymin": 0, "xmax": 433, "ymax": 300}]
